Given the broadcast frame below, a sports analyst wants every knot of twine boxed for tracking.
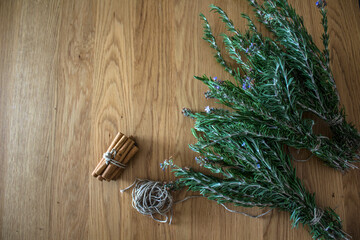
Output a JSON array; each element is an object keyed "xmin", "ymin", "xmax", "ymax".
[
  {"xmin": 312, "ymin": 136, "xmax": 328, "ymax": 152},
  {"xmin": 103, "ymin": 149, "xmax": 127, "ymax": 169},
  {"xmin": 309, "ymin": 207, "xmax": 324, "ymax": 226},
  {"xmin": 328, "ymin": 115, "xmax": 343, "ymax": 126},
  {"xmin": 120, "ymin": 179, "xmax": 272, "ymax": 224}
]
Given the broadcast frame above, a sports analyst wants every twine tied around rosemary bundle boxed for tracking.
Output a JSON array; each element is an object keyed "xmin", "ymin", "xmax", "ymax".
[
  {"xmin": 120, "ymin": 178, "xmax": 272, "ymax": 224},
  {"xmin": 328, "ymin": 115, "xmax": 343, "ymax": 126},
  {"xmin": 309, "ymin": 207, "xmax": 324, "ymax": 226},
  {"xmin": 312, "ymin": 136, "xmax": 329, "ymax": 152}
]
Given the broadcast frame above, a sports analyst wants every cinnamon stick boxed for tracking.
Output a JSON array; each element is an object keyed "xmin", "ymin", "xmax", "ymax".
[
  {"xmin": 112, "ymin": 145, "xmax": 139, "ymax": 180},
  {"xmin": 92, "ymin": 132, "xmax": 123, "ymax": 177},
  {"xmin": 112, "ymin": 135, "xmax": 128, "ymax": 152},
  {"xmin": 102, "ymin": 138, "xmax": 134, "ymax": 180}
]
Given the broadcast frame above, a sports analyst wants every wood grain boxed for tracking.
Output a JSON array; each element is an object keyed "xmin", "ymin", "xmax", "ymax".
[{"xmin": 1, "ymin": 0, "xmax": 359, "ymax": 239}]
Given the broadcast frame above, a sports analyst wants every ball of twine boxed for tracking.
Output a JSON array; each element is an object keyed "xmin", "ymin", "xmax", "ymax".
[{"xmin": 120, "ymin": 179, "xmax": 174, "ymax": 223}]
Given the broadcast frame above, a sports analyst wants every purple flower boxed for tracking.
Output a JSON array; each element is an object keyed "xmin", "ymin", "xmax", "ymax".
[
  {"xmin": 246, "ymin": 43, "xmax": 256, "ymax": 54},
  {"xmin": 241, "ymin": 142, "xmax": 246, "ymax": 147},
  {"xmin": 242, "ymin": 82, "xmax": 247, "ymax": 90},
  {"xmin": 242, "ymin": 76, "xmax": 254, "ymax": 90},
  {"xmin": 242, "ymin": 82, "xmax": 251, "ymax": 90},
  {"xmin": 257, "ymin": 163, "xmax": 261, "ymax": 168},
  {"xmin": 213, "ymin": 77, "xmax": 218, "ymax": 81},
  {"xmin": 205, "ymin": 106, "xmax": 211, "ymax": 113},
  {"xmin": 204, "ymin": 90, "xmax": 213, "ymax": 99},
  {"xmin": 182, "ymin": 108, "xmax": 193, "ymax": 118},
  {"xmin": 160, "ymin": 163, "xmax": 166, "ymax": 171},
  {"xmin": 205, "ymin": 106, "xmax": 214, "ymax": 114},
  {"xmin": 316, "ymin": 0, "xmax": 327, "ymax": 8}
]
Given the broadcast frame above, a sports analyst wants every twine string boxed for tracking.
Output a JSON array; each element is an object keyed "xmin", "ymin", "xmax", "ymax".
[
  {"xmin": 292, "ymin": 154, "xmax": 313, "ymax": 162},
  {"xmin": 328, "ymin": 115, "xmax": 343, "ymax": 126},
  {"xmin": 120, "ymin": 179, "xmax": 272, "ymax": 224},
  {"xmin": 220, "ymin": 204, "xmax": 272, "ymax": 218},
  {"xmin": 309, "ymin": 207, "xmax": 324, "ymax": 226},
  {"xmin": 286, "ymin": 146, "xmax": 313, "ymax": 162},
  {"xmin": 103, "ymin": 149, "xmax": 127, "ymax": 169},
  {"xmin": 312, "ymin": 136, "xmax": 328, "ymax": 152}
]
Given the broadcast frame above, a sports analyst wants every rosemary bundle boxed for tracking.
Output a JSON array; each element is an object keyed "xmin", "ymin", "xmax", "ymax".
[
  {"xmin": 163, "ymin": 0, "xmax": 359, "ymax": 239},
  {"xmin": 198, "ymin": 0, "xmax": 359, "ymax": 171},
  {"xmin": 248, "ymin": 0, "xmax": 360, "ymax": 155},
  {"xmin": 163, "ymin": 138, "xmax": 348, "ymax": 239}
]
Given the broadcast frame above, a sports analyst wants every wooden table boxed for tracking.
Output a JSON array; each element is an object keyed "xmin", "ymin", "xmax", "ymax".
[{"xmin": 1, "ymin": 0, "xmax": 359, "ymax": 239}]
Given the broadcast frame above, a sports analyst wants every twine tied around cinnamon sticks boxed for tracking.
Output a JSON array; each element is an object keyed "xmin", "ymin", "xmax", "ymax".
[
  {"xmin": 92, "ymin": 132, "xmax": 139, "ymax": 181},
  {"xmin": 103, "ymin": 149, "xmax": 127, "ymax": 168}
]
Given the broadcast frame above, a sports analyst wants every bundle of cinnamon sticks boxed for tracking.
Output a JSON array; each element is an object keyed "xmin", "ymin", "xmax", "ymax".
[{"xmin": 92, "ymin": 132, "xmax": 138, "ymax": 181}]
